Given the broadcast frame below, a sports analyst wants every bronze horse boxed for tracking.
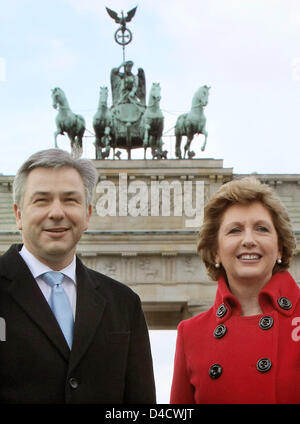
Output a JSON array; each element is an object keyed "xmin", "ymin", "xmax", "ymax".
[
  {"xmin": 52, "ymin": 87, "xmax": 85, "ymax": 158},
  {"xmin": 142, "ymin": 83, "xmax": 165, "ymax": 159},
  {"xmin": 93, "ymin": 86, "xmax": 113, "ymax": 159},
  {"xmin": 175, "ymin": 85, "xmax": 210, "ymax": 159}
]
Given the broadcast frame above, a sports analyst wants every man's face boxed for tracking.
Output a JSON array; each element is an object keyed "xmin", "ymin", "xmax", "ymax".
[{"xmin": 14, "ymin": 167, "xmax": 92, "ymax": 270}]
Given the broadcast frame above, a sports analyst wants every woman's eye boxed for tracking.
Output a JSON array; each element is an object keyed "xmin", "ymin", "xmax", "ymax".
[
  {"xmin": 228, "ymin": 227, "xmax": 241, "ymax": 234},
  {"xmin": 257, "ymin": 226, "xmax": 269, "ymax": 232}
]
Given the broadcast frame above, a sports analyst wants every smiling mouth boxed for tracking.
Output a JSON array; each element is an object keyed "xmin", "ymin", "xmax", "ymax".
[
  {"xmin": 237, "ymin": 254, "xmax": 262, "ymax": 260},
  {"xmin": 44, "ymin": 228, "xmax": 69, "ymax": 234}
]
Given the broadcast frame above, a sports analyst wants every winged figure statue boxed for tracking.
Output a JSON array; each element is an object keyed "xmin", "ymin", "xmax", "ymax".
[{"xmin": 111, "ymin": 60, "xmax": 146, "ymax": 106}]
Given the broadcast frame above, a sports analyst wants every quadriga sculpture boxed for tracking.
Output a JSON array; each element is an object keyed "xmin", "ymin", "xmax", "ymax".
[
  {"xmin": 175, "ymin": 85, "xmax": 210, "ymax": 159},
  {"xmin": 52, "ymin": 87, "xmax": 85, "ymax": 158}
]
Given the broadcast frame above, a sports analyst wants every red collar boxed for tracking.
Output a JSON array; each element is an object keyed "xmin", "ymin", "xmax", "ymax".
[{"xmin": 214, "ymin": 271, "xmax": 300, "ymax": 322}]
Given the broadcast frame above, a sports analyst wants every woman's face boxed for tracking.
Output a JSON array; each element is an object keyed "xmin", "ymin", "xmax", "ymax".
[{"xmin": 215, "ymin": 201, "xmax": 281, "ymax": 288}]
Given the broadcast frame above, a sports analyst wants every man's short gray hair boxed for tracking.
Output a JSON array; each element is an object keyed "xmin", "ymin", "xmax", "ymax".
[{"xmin": 13, "ymin": 149, "xmax": 98, "ymax": 207}]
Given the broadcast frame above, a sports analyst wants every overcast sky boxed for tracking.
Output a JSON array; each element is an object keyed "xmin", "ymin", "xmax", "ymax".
[
  {"xmin": 1, "ymin": 0, "xmax": 300, "ymax": 175},
  {"xmin": 1, "ymin": 0, "xmax": 300, "ymax": 403}
]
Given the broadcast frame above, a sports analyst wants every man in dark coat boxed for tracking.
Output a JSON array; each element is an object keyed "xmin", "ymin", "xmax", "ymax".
[{"xmin": 0, "ymin": 148, "xmax": 156, "ymax": 404}]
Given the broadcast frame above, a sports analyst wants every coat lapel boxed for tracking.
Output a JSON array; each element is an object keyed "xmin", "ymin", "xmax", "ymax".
[
  {"xmin": 1, "ymin": 245, "xmax": 107, "ymax": 368},
  {"xmin": 68, "ymin": 257, "xmax": 107, "ymax": 371},
  {"xmin": 1, "ymin": 245, "xmax": 70, "ymax": 360}
]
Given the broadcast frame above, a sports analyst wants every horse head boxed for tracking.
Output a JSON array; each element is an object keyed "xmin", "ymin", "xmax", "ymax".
[
  {"xmin": 99, "ymin": 86, "xmax": 109, "ymax": 106},
  {"xmin": 51, "ymin": 87, "xmax": 66, "ymax": 109},
  {"xmin": 192, "ymin": 85, "xmax": 211, "ymax": 107},
  {"xmin": 148, "ymin": 82, "xmax": 161, "ymax": 107}
]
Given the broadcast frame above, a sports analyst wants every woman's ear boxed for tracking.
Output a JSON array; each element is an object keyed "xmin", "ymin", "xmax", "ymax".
[{"xmin": 214, "ymin": 252, "xmax": 220, "ymax": 266}]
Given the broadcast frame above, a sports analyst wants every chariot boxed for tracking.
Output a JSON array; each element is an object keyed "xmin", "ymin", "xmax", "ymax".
[{"xmin": 93, "ymin": 62, "xmax": 165, "ymax": 160}]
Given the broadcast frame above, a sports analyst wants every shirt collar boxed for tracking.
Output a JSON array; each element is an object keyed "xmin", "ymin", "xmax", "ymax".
[
  {"xmin": 214, "ymin": 271, "xmax": 299, "ymax": 321},
  {"xmin": 19, "ymin": 245, "xmax": 77, "ymax": 284}
]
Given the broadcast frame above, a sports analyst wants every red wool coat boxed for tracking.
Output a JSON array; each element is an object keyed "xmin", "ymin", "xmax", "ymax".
[{"xmin": 170, "ymin": 271, "xmax": 300, "ymax": 404}]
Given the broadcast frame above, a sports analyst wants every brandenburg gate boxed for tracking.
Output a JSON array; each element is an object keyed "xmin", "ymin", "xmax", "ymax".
[{"xmin": 0, "ymin": 158, "xmax": 299, "ymax": 329}]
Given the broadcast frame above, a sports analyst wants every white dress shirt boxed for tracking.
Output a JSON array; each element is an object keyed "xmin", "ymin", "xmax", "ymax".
[{"xmin": 19, "ymin": 245, "xmax": 77, "ymax": 318}]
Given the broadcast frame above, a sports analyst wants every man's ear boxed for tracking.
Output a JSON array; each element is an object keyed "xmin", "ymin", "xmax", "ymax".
[
  {"xmin": 14, "ymin": 204, "xmax": 22, "ymax": 230},
  {"xmin": 84, "ymin": 204, "xmax": 92, "ymax": 231},
  {"xmin": 87, "ymin": 204, "xmax": 92, "ymax": 220}
]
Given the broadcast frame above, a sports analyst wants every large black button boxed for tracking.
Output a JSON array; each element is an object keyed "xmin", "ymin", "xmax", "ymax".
[
  {"xmin": 216, "ymin": 304, "xmax": 227, "ymax": 318},
  {"xmin": 214, "ymin": 324, "xmax": 227, "ymax": 339},
  {"xmin": 69, "ymin": 377, "xmax": 79, "ymax": 389},
  {"xmin": 256, "ymin": 358, "xmax": 272, "ymax": 373},
  {"xmin": 259, "ymin": 316, "xmax": 274, "ymax": 330},
  {"xmin": 277, "ymin": 297, "xmax": 292, "ymax": 310},
  {"xmin": 209, "ymin": 363, "xmax": 222, "ymax": 379}
]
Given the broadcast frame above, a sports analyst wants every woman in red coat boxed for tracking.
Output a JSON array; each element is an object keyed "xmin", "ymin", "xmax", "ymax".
[{"xmin": 170, "ymin": 177, "xmax": 299, "ymax": 404}]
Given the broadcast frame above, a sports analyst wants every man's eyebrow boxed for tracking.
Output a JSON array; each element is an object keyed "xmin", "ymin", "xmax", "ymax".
[
  {"xmin": 30, "ymin": 191, "xmax": 50, "ymax": 199},
  {"xmin": 30, "ymin": 190, "xmax": 82, "ymax": 199},
  {"xmin": 63, "ymin": 191, "xmax": 82, "ymax": 196}
]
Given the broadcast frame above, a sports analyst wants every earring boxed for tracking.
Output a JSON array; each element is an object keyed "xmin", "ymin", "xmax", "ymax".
[
  {"xmin": 215, "ymin": 263, "xmax": 220, "ymax": 268},
  {"xmin": 277, "ymin": 258, "xmax": 282, "ymax": 264}
]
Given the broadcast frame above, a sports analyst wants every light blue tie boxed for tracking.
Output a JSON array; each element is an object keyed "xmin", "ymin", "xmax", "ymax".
[{"xmin": 41, "ymin": 271, "xmax": 74, "ymax": 349}]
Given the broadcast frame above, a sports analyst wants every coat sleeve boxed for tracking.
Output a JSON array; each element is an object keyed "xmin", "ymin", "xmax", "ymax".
[
  {"xmin": 170, "ymin": 321, "xmax": 195, "ymax": 404},
  {"xmin": 123, "ymin": 294, "xmax": 156, "ymax": 404}
]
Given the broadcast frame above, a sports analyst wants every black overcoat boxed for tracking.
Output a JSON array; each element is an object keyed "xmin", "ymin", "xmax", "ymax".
[{"xmin": 0, "ymin": 244, "xmax": 156, "ymax": 404}]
